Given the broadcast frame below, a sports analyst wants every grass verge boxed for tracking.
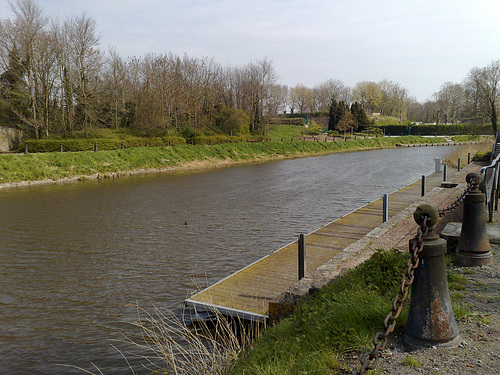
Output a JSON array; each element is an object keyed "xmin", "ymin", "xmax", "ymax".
[
  {"xmin": 232, "ymin": 249, "xmax": 410, "ymax": 374},
  {"xmin": 1, "ymin": 136, "xmax": 449, "ymax": 184}
]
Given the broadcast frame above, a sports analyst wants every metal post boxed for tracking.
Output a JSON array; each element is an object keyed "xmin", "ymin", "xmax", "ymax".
[
  {"xmin": 298, "ymin": 234, "xmax": 306, "ymax": 280},
  {"xmin": 434, "ymin": 158, "xmax": 441, "ymax": 172},
  {"xmin": 458, "ymin": 158, "xmax": 461, "ymax": 172},
  {"xmin": 24, "ymin": 144, "xmax": 28, "ymax": 154},
  {"xmin": 94, "ymin": 142, "xmax": 97, "ymax": 152},
  {"xmin": 457, "ymin": 173, "xmax": 493, "ymax": 266},
  {"xmin": 382, "ymin": 194, "xmax": 388, "ymax": 223},
  {"xmin": 468, "ymin": 152, "xmax": 471, "ymax": 164},
  {"xmin": 421, "ymin": 175, "xmax": 425, "ymax": 197},
  {"xmin": 60, "ymin": 143, "xmax": 63, "ymax": 153},
  {"xmin": 443, "ymin": 164, "xmax": 447, "ymax": 181},
  {"xmin": 404, "ymin": 205, "xmax": 461, "ymax": 350}
]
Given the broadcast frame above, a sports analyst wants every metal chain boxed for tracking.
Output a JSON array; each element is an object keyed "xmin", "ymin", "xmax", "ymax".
[
  {"xmin": 438, "ymin": 177, "xmax": 476, "ymax": 217},
  {"xmin": 355, "ymin": 217, "xmax": 429, "ymax": 375}
]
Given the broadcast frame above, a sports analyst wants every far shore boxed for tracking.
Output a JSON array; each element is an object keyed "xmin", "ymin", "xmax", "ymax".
[{"xmin": 0, "ymin": 137, "xmax": 484, "ymax": 190}]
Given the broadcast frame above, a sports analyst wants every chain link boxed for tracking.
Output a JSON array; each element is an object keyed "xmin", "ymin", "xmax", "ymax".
[
  {"xmin": 438, "ymin": 177, "xmax": 476, "ymax": 217},
  {"xmin": 355, "ymin": 217, "xmax": 429, "ymax": 375}
]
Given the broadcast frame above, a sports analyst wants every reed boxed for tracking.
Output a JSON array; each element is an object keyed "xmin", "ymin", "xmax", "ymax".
[
  {"xmin": 443, "ymin": 140, "xmax": 492, "ymax": 168},
  {"xmin": 118, "ymin": 305, "xmax": 261, "ymax": 375}
]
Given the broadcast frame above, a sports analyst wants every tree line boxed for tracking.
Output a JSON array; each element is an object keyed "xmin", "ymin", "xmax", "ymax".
[{"xmin": 0, "ymin": 0, "xmax": 499, "ymax": 140}]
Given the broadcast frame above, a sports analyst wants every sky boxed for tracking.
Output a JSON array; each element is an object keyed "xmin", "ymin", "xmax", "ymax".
[{"xmin": 1, "ymin": 0, "xmax": 499, "ymax": 102}]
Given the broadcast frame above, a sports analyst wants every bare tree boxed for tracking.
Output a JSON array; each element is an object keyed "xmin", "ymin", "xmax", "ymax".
[
  {"xmin": 290, "ymin": 84, "xmax": 314, "ymax": 113},
  {"xmin": 432, "ymin": 82, "xmax": 464, "ymax": 124},
  {"xmin": 352, "ymin": 81, "xmax": 381, "ymax": 114},
  {"xmin": 464, "ymin": 60, "xmax": 500, "ymax": 132},
  {"xmin": 313, "ymin": 79, "xmax": 347, "ymax": 112},
  {"xmin": 0, "ymin": 0, "xmax": 47, "ymax": 137},
  {"xmin": 64, "ymin": 13, "xmax": 102, "ymax": 136}
]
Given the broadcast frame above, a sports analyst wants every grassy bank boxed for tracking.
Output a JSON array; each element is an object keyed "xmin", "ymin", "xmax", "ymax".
[
  {"xmin": 232, "ymin": 249, "xmax": 409, "ymax": 374},
  {"xmin": 231, "ymin": 249, "xmax": 481, "ymax": 375},
  {"xmin": 0, "ymin": 136, "xmax": 450, "ymax": 185}
]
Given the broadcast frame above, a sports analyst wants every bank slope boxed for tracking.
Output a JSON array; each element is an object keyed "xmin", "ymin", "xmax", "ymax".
[{"xmin": 0, "ymin": 136, "xmax": 447, "ymax": 185}]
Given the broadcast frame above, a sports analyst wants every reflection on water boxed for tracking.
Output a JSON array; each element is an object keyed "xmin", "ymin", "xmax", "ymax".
[{"xmin": 0, "ymin": 146, "xmax": 454, "ymax": 373}]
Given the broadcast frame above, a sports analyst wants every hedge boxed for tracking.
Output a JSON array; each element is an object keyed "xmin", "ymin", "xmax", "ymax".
[
  {"xmin": 192, "ymin": 134, "xmax": 270, "ymax": 145},
  {"xmin": 21, "ymin": 136, "xmax": 186, "ymax": 153},
  {"xmin": 377, "ymin": 123, "xmax": 493, "ymax": 136}
]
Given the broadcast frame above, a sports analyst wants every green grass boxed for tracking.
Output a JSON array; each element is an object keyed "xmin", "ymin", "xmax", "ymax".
[
  {"xmin": 401, "ymin": 355, "xmax": 422, "ymax": 368},
  {"xmin": 233, "ymin": 249, "xmax": 409, "ymax": 374},
  {"xmin": 450, "ymin": 135, "xmax": 481, "ymax": 142},
  {"xmin": 0, "ymin": 136, "xmax": 448, "ymax": 184},
  {"xmin": 266, "ymin": 124, "xmax": 304, "ymax": 140}
]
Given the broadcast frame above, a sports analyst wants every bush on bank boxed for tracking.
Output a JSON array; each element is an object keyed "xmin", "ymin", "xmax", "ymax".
[
  {"xmin": 20, "ymin": 136, "xmax": 186, "ymax": 153},
  {"xmin": 377, "ymin": 123, "xmax": 492, "ymax": 136}
]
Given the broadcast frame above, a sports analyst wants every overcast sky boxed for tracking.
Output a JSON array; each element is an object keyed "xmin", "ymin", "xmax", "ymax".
[{"xmin": 1, "ymin": 0, "xmax": 499, "ymax": 102}]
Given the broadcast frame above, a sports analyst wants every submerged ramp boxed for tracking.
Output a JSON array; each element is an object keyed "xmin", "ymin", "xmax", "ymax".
[{"xmin": 185, "ymin": 170, "xmax": 454, "ymax": 322}]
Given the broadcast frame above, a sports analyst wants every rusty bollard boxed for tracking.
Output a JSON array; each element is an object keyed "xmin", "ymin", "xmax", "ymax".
[
  {"xmin": 457, "ymin": 173, "xmax": 493, "ymax": 266},
  {"xmin": 404, "ymin": 204, "xmax": 461, "ymax": 351}
]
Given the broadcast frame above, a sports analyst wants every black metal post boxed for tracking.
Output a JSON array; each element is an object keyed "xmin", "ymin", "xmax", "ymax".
[
  {"xmin": 421, "ymin": 175, "xmax": 425, "ymax": 197},
  {"xmin": 443, "ymin": 165, "xmax": 447, "ymax": 181},
  {"xmin": 458, "ymin": 158, "xmax": 461, "ymax": 172},
  {"xmin": 468, "ymin": 152, "xmax": 471, "ymax": 164},
  {"xmin": 298, "ymin": 234, "xmax": 306, "ymax": 280},
  {"xmin": 382, "ymin": 194, "xmax": 388, "ymax": 223},
  {"xmin": 94, "ymin": 142, "xmax": 97, "ymax": 152}
]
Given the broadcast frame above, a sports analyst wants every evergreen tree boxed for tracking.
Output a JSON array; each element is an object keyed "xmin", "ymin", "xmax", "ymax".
[
  {"xmin": 328, "ymin": 99, "xmax": 338, "ymax": 131},
  {"xmin": 0, "ymin": 49, "xmax": 29, "ymax": 127},
  {"xmin": 350, "ymin": 102, "xmax": 370, "ymax": 131}
]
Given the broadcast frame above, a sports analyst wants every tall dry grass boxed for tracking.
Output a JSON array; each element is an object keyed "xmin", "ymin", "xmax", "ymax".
[
  {"xmin": 443, "ymin": 140, "xmax": 493, "ymax": 168},
  {"xmin": 120, "ymin": 305, "xmax": 261, "ymax": 375},
  {"xmin": 61, "ymin": 304, "xmax": 261, "ymax": 375}
]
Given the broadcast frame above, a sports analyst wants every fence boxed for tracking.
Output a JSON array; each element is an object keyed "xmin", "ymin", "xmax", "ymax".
[{"xmin": 480, "ymin": 131, "xmax": 500, "ymax": 222}]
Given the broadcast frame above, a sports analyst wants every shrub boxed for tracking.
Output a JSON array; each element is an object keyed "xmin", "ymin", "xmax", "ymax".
[
  {"xmin": 22, "ymin": 136, "xmax": 186, "ymax": 153},
  {"xmin": 377, "ymin": 123, "xmax": 493, "ymax": 136}
]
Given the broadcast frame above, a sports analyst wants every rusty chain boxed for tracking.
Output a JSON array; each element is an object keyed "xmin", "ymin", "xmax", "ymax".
[
  {"xmin": 438, "ymin": 176, "xmax": 476, "ymax": 217},
  {"xmin": 355, "ymin": 176, "xmax": 477, "ymax": 374},
  {"xmin": 355, "ymin": 217, "xmax": 429, "ymax": 375}
]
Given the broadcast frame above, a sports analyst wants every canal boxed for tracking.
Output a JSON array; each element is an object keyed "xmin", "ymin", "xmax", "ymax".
[{"xmin": 0, "ymin": 146, "xmax": 454, "ymax": 373}]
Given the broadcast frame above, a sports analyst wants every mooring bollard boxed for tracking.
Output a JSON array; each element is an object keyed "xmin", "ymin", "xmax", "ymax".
[
  {"xmin": 457, "ymin": 173, "xmax": 493, "ymax": 266},
  {"xmin": 404, "ymin": 204, "xmax": 462, "ymax": 351},
  {"xmin": 434, "ymin": 158, "xmax": 441, "ymax": 172},
  {"xmin": 298, "ymin": 234, "xmax": 306, "ymax": 280}
]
